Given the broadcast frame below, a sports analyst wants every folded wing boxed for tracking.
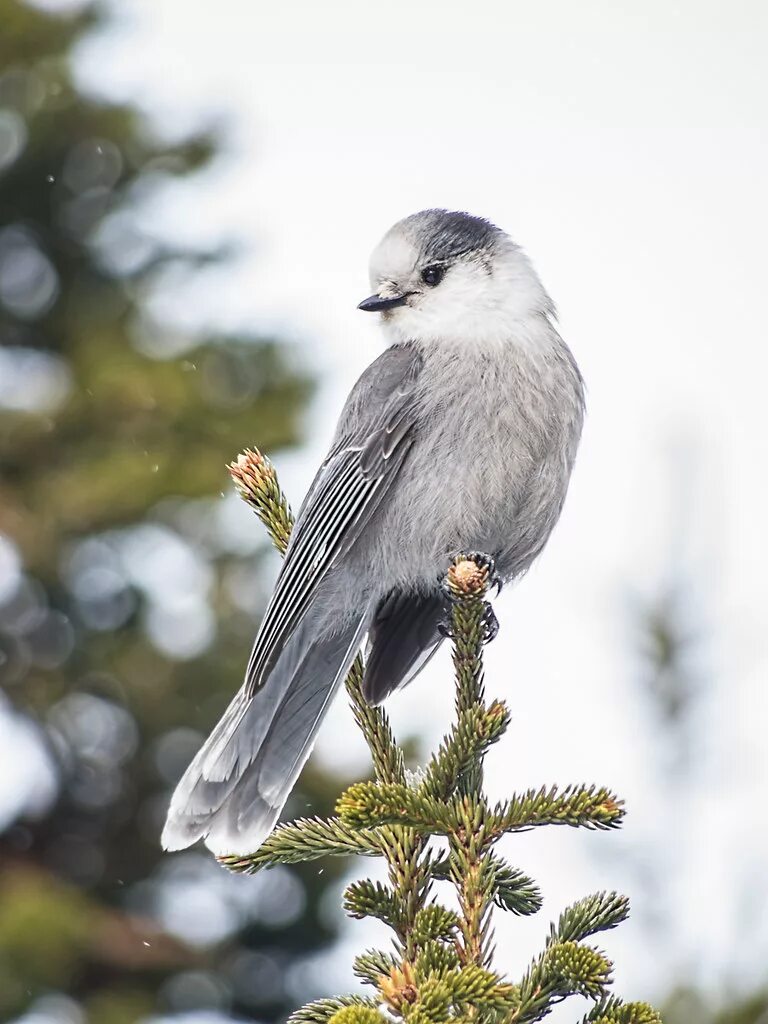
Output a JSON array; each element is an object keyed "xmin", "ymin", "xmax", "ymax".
[{"xmin": 244, "ymin": 343, "xmax": 424, "ymax": 697}]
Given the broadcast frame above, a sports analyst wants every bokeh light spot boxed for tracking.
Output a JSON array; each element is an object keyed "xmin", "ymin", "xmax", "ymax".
[
  {"xmin": 0, "ymin": 108, "xmax": 27, "ymax": 171},
  {"xmin": 0, "ymin": 226, "xmax": 59, "ymax": 319}
]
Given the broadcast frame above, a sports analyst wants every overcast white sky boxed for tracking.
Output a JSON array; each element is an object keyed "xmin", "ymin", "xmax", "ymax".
[{"xmin": 28, "ymin": 0, "xmax": 768, "ymax": 1013}]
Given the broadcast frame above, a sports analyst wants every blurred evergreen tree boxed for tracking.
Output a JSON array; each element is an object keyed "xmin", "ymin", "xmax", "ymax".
[
  {"xmin": 0, "ymin": 2, "xmax": 348, "ymax": 1021},
  {"xmin": 662, "ymin": 987, "xmax": 768, "ymax": 1024},
  {"xmin": 627, "ymin": 486, "xmax": 767, "ymax": 1020}
]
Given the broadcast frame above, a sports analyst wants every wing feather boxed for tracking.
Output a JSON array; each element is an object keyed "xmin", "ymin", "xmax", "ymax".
[{"xmin": 244, "ymin": 345, "xmax": 422, "ymax": 697}]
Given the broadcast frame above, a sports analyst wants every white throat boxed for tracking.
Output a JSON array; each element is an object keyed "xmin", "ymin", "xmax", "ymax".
[{"xmin": 382, "ymin": 252, "xmax": 555, "ymax": 356}]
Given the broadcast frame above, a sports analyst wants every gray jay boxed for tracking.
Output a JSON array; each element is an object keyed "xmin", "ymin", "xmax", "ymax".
[{"xmin": 162, "ymin": 209, "xmax": 585, "ymax": 856}]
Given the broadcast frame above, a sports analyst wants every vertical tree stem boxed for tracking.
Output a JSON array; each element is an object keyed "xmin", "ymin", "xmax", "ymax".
[
  {"xmin": 230, "ymin": 453, "xmax": 490, "ymax": 969},
  {"xmin": 345, "ymin": 660, "xmax": 430, "ymax": 961},
  {"xmin": 447, "ymin": 561, "xmax": 495, "ymax": 967}
]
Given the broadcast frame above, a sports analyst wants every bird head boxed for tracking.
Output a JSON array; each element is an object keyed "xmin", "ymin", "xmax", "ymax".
[{"xmin": 358, "ymin": 209, "xmax": 554, "ymax": 349}]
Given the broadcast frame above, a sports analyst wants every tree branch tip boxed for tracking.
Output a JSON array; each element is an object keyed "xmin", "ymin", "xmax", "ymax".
[
  {"xmin": 227, "ymin": 445, "xmax": 275, "ymax": 488},
  {"xmin": 446, "ymin": 555, "xmax": 491, "ymax": 599}
]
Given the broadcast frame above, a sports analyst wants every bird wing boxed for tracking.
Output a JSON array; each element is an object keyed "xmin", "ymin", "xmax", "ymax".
[
  {"xmin": 362, "ymin": 588, "xmax": 445, "ymax": 705},
  {"xmin": 244, "ymin": 344, "xmax": 423, "ymax": 697}
]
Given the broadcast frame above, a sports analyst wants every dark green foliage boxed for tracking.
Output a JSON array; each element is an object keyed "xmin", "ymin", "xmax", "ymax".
[
  {"xmin": 220, "ymin": 815, "xmax": 385, "ymax": 870},
  {"xmin": 0, "ymin": 3, "xmax": 344, "ymax": 1021},
  {"xmin": 548, "ymin": 893, "xmax": 631, "ymax": 946},
  {"xmin": 288, "ymin": 995, "xmax": 384, "ymax": 1024},
  {"xmin": 411, "ymin": 904, "xmax": 461, "ymax": 944},
  {"xmin": 343, "ymin": 878, "xmax": 400, "ymax": 927},
  {"xmin": 661, "ymin": 987, "xmax": 768, "ymax": 1024},
  {"xmin": 583, "ymin": 996, "xmax": 663, "ymax": 1024},
  {"xmin": 422, "ymin": 699, "xmax": 511, "ymax": 798},
  {"xmin": 353, "ymin": 949, "xmax": 401, "ymax": 987},
  {"xmin": 328, "ymin": 1006, "xmax": 390, "ymax": 1024},
  {"xmin": 223, "ymin": 452, "xmax": 662, "ymax": 1024},
  {"xmin": 545, "ymin": 942, "xmax": 613, "ymax": 998},
  {"xmin": 486, "ymin": 855, "xmax": 543, "ymax": 916}
]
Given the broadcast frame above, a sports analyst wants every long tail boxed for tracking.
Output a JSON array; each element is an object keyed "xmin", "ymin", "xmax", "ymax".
[{"xmin": 162, "ymin": 611, "xmax": 367, "ymax": 856}]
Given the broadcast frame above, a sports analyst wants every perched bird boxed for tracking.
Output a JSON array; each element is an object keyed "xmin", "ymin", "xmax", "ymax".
[{"xmin": 162, "ymin": 209, "xmax": 585, "ymax": 856}]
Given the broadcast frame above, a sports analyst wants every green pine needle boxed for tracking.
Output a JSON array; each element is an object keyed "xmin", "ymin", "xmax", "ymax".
[
  {"xmin": 549, "ymin": 892, "xmax": 631, "ymax": 945},
  {"xmin": 414, "ymin": 940, "xmax": 461, "ymax": 981},
  {"xmin": 547, "ymin": 941, "xmax": 614, "ymax": 998},
  {"xmin": 220, "ymin": 816, "xmax": 383, "ymax": 871},
  {"xmin": 327, "ymin": 1006, "xmax": 389, "ymax": 1024},
  {"xmin": 487, "ymin": 856, "xmax": 543, "ymax": 916},
  {"xmin": 411, "ymin": 904, "xmax": 461, "ymax": 944},
  {"xmin": 288, "ymin": 996, "xmax": 382, "ymax": 1024},
  {"xmin": 490, "ymin": 784, "xmax": 625, "ymax": 834},
  {"xmin": 583, "ymin": 996, "xmax": 664, "ymax": 1024},
  {"xmin": 336, "ymin": 780, "xmax": 456, "ymax": 832},
  {"xmin": 344, "ymin": 878, "xmax": 400, "ymax": 927},
  {"xmin": 353, "ymin": 949, "xmax": 400, "ymax": 987}
]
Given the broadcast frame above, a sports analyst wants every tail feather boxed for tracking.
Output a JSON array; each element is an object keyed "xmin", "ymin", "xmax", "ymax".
[
  {"xmin": 363, "ymin": 589, "xmax": 444, "ymax": 705},
  {"xmin": 162, "ymin": 612, "xmax": 367, "ymax": 856}
]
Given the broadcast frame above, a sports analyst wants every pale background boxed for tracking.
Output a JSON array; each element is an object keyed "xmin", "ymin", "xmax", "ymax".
[{"xmin": 9, "ymin": 0, "xmax": 768, "ymax": 1018}]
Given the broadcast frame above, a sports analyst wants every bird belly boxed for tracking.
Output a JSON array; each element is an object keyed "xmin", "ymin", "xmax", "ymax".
[
  {"xmin": 346, "ymin": 341, "xmax": 583, "ymax": 600},
  {"xmin": 369, "ymin": 418, "xmax": 532, "ymax": 587}
]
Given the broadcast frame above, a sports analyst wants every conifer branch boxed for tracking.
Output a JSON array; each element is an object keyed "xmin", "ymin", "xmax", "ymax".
[
  {"xmin": 220, "ymin": 816, "xmax": 384, "ymax": 871},
  {"xmin": 220, "ymin": 447, "xmax": 660, "ymax": 1024},
  {"xmin": 228, "ymin": 448, "xmax": 293, "ymax": 555},
  {"xmin": 581, "ymin": 996, "xmax": 663, "ymax": 1023},
  {"xmin": 486, "ymin": 855, "xmax": 542, "ymax": 916},
  {"xmin": 353, "ymin": 949, "xmax": 401, "ymax": 987},
  {"xmin": 547, "ymin": 892, "xmax": 630, "ymax": 946},
  {"xmin": 489, "ymin": 784, "xmax": 625, "ymax": 834},
  {"xmin": 288, "ymin": 996, "xmax": 384, "ymax": 1024}
]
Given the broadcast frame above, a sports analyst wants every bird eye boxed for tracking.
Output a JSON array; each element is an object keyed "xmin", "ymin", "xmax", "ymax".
[{"xmin": 421, "ymin": 265, "xmax": 445, "ymax": 287}]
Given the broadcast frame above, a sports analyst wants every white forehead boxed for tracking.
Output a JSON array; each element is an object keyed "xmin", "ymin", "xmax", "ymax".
[{"xmin": 368, "ymin": 227, "xmax": 418, "ymax": 284}]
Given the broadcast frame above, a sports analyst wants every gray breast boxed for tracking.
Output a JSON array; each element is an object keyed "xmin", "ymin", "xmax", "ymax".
[{"xmin": 357, "ymin": 329, "xmax": 584, "ymax": 592}]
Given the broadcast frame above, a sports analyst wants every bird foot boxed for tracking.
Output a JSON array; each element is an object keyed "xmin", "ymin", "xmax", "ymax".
[
  {"xmin": 438, "ymin": 597, "xmax": 500, "ymax": 643},
  {"xmin": 438, "ymin": 551, "xmax": 502, "ymax": 642},
  {"xmin": 437, "ymin": 618, "xmax": 454, "ymax": 640},
  {"xmin": 481, "ymin": 603, "xmax": 500, "ymax": 644},
  {"xmin": 440, "ymin": 551, "xmax": 502, "ymax": 601}
]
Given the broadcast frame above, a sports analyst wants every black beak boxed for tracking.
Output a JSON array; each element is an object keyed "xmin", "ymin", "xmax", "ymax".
[{"xmin": 357, "ymin": 292, "xmax": 410, "ymax": 313}]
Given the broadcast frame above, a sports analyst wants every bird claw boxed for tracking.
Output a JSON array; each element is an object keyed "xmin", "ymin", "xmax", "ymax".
[
  {"xmin": 482, "ymin": 603, "xmax": 500, "ymax": 644},
  {"xmin": 437, "ymin": 618, "xmax": 454, "ymax": 640},
  {"xmin": 438, "ymin": 600, "xmax": 500, "ymax": 644}
]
